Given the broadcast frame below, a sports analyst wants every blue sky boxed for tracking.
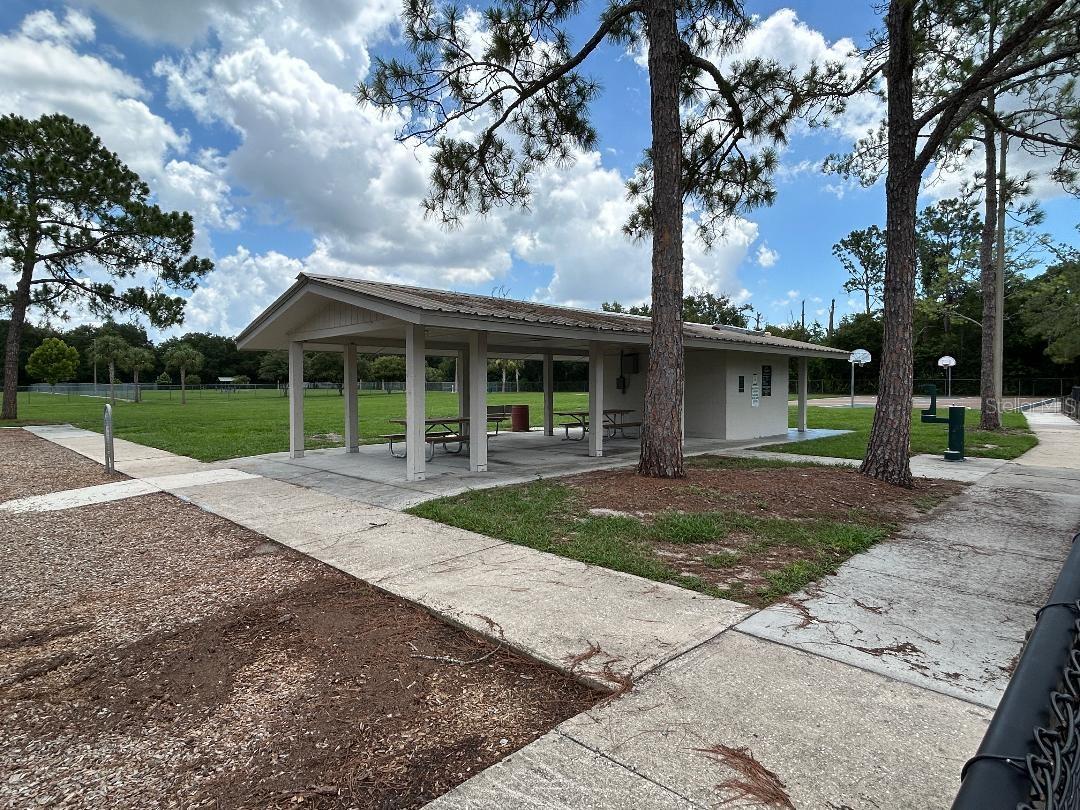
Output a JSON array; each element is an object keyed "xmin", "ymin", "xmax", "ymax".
[{"xmin": 1, "ymin": 0, "xmax": 1074, "ymax": 337}]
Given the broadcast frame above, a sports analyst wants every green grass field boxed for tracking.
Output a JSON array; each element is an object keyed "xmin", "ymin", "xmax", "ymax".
[
  {"xmin": 4, "ymin": 388, "xmax": 588, "ymax": 462},
  {"xmin": 767, "ymin": 405, "xmax": 1037, "ymax": 460},
  {"xmin": 408, "ymin": 463, "xmax": 897, "ymax": 606},
  {"xmin": 4, "ymin": 390, "xmax": 1037, "ymax": 464}
]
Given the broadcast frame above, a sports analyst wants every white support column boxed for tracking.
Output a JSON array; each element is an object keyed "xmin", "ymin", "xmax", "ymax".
[
  {"xmin": 588, "ymin": 342, "xmax": 604, "ymax": 458},
  {"xmin": 344, "ymin": 344, "xmax": 359, "ymax": 452},
  {"xmin": 543, "ymin": 351, "xmax": 554, "ymax": 437},
  {"xmin": 457, "ymin": 347, "xmax": 470, "ymax": 417},
  {"xmin": 405, "ymin": 325, "xmax": 426, "ymax": 481},
  {"xmin": 288, "ymin": 341, "xmax": 305, "ymax": 459},
  {"xmin": 797, "ymin": 356, "xmax": 808, "ymax": 433},
  {"xmin": 468, "ymin": 331, "xmax": 488, "ymax": 472}
]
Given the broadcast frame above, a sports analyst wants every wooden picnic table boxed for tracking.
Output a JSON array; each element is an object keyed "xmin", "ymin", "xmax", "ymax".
[
  {"xmin": 383, "ymin": 415, "xmax": 506, "ymax": 458},
  {"xmin": 554, "ymin": 409, "xmax": 638, "ymax": 440},
  {"xmin": 388, "ymin": 415, "xmax": 507, "ymax": 433}
]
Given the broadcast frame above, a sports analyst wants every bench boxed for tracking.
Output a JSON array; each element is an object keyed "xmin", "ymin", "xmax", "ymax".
[
  {"xmin": 561, "ymin": 420, "xmax": 588, "ymax": 440},
  {"xmin": 381, "ymin": 430, "xmax": 457, "ymax": 458},
  {"xmin": 487, "ymin": 405, "xmax": 512, "ymax": 434},
  {"xmin": 607, "ymin": 420, "xmax": 641, "ymax": 438}
]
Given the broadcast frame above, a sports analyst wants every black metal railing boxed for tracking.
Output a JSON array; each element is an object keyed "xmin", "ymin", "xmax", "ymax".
[{"xmin": 954, "ymin": 533, "xmax": 1080, "ymax": 809}]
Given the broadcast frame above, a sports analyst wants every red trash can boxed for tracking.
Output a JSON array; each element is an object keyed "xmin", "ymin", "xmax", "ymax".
[{"xmin": 510, "ymin": 404, "xmax": 530, "ymax": 432}]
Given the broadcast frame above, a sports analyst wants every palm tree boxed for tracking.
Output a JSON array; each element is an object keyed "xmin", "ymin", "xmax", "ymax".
[
  {"xmin": 91, "ymin": 332, "xmax": 130, "ymax": 406},
  {"xmin": 121, "ymin": 346, "xmax": 156, "ymax": 403},
  {"xmin": 163, "ymin": 343, "xmax": 204, "ymax": 405},
  {"xmin": 489, "ymin": 359, "xmax": 522, "ymax": 393}
]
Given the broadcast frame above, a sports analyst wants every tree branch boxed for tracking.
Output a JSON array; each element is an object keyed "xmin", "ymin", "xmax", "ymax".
[{"xmin": 473, "ymin": 0, "xmax": 643, "ymax": 162}]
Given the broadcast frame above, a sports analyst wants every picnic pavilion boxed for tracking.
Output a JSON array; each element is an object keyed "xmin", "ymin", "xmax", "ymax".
[{"xmin": 237, "ymin": 274, "xmax": 849, "ymax": 481}]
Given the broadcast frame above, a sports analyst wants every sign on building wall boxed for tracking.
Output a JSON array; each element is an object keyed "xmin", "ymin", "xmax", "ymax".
[
  {"xmin": 751, "ymin": 373, "xmax": 760, "ymax": 408},
  {"xmin": 761, "ymin": 365, "xmax": 772, "ymax": 397}
]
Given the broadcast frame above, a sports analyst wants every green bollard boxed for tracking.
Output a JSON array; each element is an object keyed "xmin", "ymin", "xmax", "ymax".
[{"xmin": 945, "ymin": 406, "xmax": 965, "ymax": 462}]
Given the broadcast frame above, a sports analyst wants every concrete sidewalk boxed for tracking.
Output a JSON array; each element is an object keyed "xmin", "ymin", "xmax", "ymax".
[
  {"xmin": 426, "ymin": 413, "xmax": 1080, "ymax": 808},
  {"xmin": 20, "ymin": 424, "xmax": 752, "ymax": 689}
]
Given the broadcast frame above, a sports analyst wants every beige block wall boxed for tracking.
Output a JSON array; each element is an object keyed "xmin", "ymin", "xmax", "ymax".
[
  {"xmin": 724, "ymin": 351, "xmax": 789, "ymax": 440},
  {"xmin": 685, "ymin": 349, "xmax": 727, "ymax": 438},
  {"xmin": 594, "ymin": 346, "xmax": 789, "ymax": 441},
  {"xmin": 601, "ymin": 348, "xmax": 647, "ymax": 417}
]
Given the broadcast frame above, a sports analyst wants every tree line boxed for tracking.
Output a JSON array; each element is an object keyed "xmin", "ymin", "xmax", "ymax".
[{"xmin": 4, "ymin": 320, "xmax": 594, "ymax": 394}]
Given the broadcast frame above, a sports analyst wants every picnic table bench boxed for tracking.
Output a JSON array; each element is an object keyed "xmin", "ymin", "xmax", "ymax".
[
  {"xmin": 555, "ymin": 409, "xmax": 639, "ymax": 440},
  {"xmin": 383, "ymin": 414, "xmax": 506, "ymax": 458}
]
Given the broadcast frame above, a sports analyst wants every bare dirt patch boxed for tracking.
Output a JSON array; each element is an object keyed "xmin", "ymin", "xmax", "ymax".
[
  {"xmin": 558, "ymin": 458, "xmax": 965, "ymax": 606},
  {"xmin": 0, "ymin": 429, "xmax": 123, "ymax": 501},
  {"xmin": 566, "ymin": 461, "xmax": 962, "ymax": 525},
  {"xmin": 0, "ymin": 435, "xmax": 596, "ymax": 808}
]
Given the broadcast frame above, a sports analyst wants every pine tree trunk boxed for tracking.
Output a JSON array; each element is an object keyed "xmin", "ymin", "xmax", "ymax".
[
  {"xmin": 979, "ymin": 116, "xmax": 1001, "ymax": 430},
  {"xmin": 1, "ymin": 247, "xmax": 36, "ymax": 420},
  {"xmin": 860, "ymin": 0, "xmax": 917, "ymax": 488},
  {"xmin": 1, "ymin": 260, "xmax": 34, "ymax": 421},
  {"xmin": 108, "ymin": 360, "xmax": 116, "ymax": 406},
  {"xmin": 638, "ymin": 0, "xmax": 685, "ymax": 479},
  {"xmin": 181, "ymin": 368, "xmax": 187, "ymax": 405},
  {"xmin": 134, "ymin": 369, "xmax": 141, "ymax": 404},
  {"xmin": 993, "ymin": 133, "xmax": 1007, "ymax": 410}
]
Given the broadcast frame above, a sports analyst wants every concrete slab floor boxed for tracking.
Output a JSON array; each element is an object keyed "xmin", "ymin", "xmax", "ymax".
[
  {"xmin": 220, "ymin": 427, "xmax": 849, "ymax": 510},
  {"xmin": 556, "ymin": 631, "xmax": 990, "ymax": 810}
]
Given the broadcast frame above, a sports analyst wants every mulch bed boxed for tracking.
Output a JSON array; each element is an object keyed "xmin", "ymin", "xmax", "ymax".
[
  {"xmin": 0, "ymin": 431, "xmax": 596, "ymax": 808},
  {"xmin": 0, "ymin": 429, "xmax": 124, "ymax": 501}
]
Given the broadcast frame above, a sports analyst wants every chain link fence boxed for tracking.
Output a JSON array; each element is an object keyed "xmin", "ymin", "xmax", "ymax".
[
  {"xmin": 20, "ymin": 379, "xmax": 590, "ymax": 401},
  {"xmin": 954, "ymin": 534, "xmax": 1080, "ymax": 810}
]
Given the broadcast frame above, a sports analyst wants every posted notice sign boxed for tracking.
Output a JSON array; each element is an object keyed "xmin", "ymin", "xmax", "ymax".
[{"xmin": 751, "ymin": 373, "xmax": 760, "ymax": 408}]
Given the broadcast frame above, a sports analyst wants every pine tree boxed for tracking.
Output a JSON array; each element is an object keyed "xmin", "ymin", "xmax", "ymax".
[
  {"xmin": 359, "ymin": 0, "xmax": 845, "ymax": 477},
  {"xmin": 1, "ymin": 113, "xmax": 212, "ymax": 419},
  {"xmin": 828, "ymin": 0, "xmax": 1079, "ymax": 486}
]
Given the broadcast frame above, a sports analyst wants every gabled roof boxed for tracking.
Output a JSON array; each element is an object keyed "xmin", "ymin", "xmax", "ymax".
[{"xmin": 238, "ymin": 273, "xmax": 848, "ymax": 358}]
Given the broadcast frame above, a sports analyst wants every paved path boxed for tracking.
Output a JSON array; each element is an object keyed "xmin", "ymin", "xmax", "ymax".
[
  {"xmin": 20, "ymin": 425, "xmax": 752, "ymax": 691},
  {"xmin": 428, "ymin": 413, "xmax": 1080, "ymax": 809},
  {"xmin": 737, "ymin": 415, "xmax": 1080, "ymax": 708},
  {"xmin": 20, "ymin": 414, "xmax": 1080, "ymax": 807}
]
